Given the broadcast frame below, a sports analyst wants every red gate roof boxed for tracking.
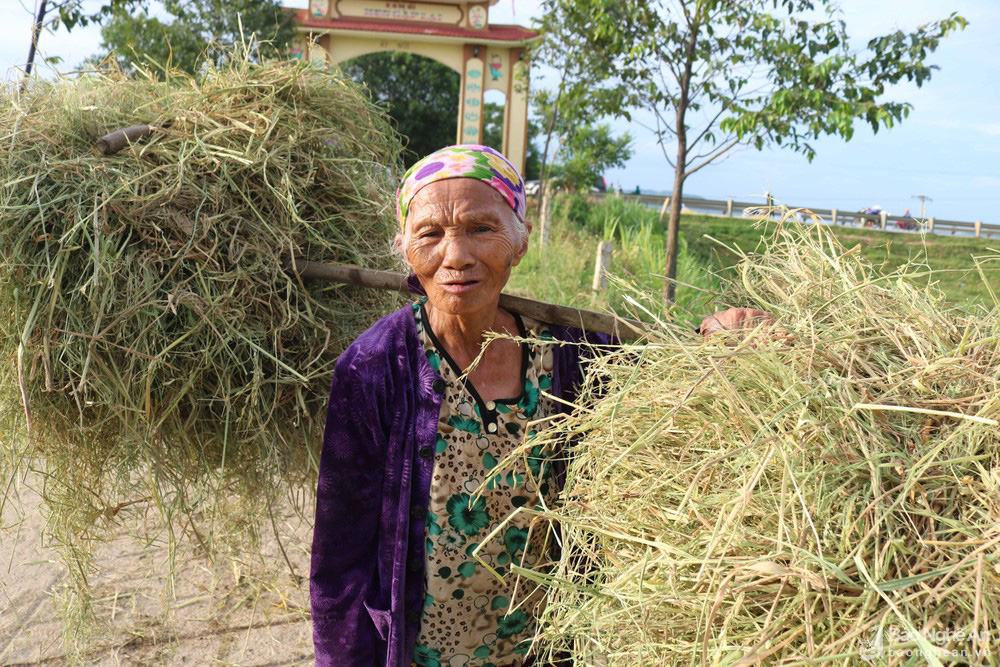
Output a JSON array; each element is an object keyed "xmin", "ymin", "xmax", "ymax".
[{"xmin": 293, "ymin": 10, "xmax": 539, "ymax": 43}]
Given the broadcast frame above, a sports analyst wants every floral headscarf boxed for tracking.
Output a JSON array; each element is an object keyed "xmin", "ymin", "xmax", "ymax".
[{"xmin": 395, "ymin": 144, "xmax": 526, "ymax": 229}]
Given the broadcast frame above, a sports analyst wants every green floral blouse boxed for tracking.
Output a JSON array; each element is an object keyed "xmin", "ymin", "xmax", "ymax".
[{"xmin": 411, "ymin": 299, "xmax": 560, "ymax": 667}]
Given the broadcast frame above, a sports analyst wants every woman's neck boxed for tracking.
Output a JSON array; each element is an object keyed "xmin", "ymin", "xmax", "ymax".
[{"xmin": 425, "ymin": 298, "xmax": 514, "ymax": 369}]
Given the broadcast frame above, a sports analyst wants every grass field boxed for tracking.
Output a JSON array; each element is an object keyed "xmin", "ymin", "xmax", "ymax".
[
  {"xmin": 507, "ymin": 195, "xmax": 999, "ymax": 323},
  {"xmin": 506, "ymin": 212, "xmax": 720, "ymax": 326},
  {"xmin": 684, "ymin": 213, "xmax": 999, "ymax": 306}
]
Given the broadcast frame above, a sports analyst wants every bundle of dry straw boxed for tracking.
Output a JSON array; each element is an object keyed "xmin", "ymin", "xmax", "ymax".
[
  {"xmin": 0, "ymin": 56, "xmax": 400, "ymax": 561},
  {"xmin": 514, "ymin": 221, "xmax": 998, "ymax": 665}
]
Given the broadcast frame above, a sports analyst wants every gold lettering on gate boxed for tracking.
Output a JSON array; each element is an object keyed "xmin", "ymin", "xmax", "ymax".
[{"xmin": 337, "ymin": 0, "xmax": 463, "ymax": 24}]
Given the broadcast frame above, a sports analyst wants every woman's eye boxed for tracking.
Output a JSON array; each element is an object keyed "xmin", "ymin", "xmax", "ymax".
[{"xmin": 473, "ymin": 225, "xmax": 492, "ymax": 233}]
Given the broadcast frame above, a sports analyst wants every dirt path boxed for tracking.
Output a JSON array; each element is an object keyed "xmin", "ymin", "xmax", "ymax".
[{"xmin": 0, "ymin": 479, "xmax": 315, "ymax": 666}]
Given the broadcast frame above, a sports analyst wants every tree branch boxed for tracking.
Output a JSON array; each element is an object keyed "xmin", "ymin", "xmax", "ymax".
[
  {"xmin": 686, "ymin": 104, "xmax": 729, "ymax": 152},
  {"xmin": 655, "ymin": 66, "xmax": 681, "ymax": 107},
  {"xmin": 658, "ymin": 48, "xmax": 684, "ymax": 88},
  {"xmin": 679, "ymin": 0, "xmax": 695, "ymax": 30},
  {"xmin": 683, "ymin": 136, "xmax": 741, "ymax": 179},
  {"xmin": 652, "ymin": 113, "xmax": 676, "ymax": 168},
  {"xmin": 634, "ymin": 116, "xmax": 673, "ymax": 140},
  {"xmin": 648, "ymin": 101, "xmax": 678, "ymax": 138},
  {"xmin": 47, "ymin": 0, "xmax": 79, "ymax": 13}
]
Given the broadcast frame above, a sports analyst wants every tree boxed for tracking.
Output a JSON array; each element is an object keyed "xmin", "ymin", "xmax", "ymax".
[
  {"xmin": 550, "ymin": 122, "xmax": 633, "ymax": 192},
  {"xmin": 482, "ymin": 100, "xmax": 542, "ymax": 180},
  {"xmin": 94, "ymin": 0, "xmax": 295, "ymax": 75},
  {"xmin": 542, "ymin": 0, "xmax": 967, "ymax": 301},
  {"xmin": 482, "ymin": 101, "xmax": 504, "ymax": 154},
  {"xmin": 21, "ymin": 0, "xmax": 143, "ymax": 85},
  {"xmin": 530, "ymin": 8, "xmax": 623, "ymax": 212},
  {"xmin": 523, "ymin": 123, "xmax": 542, "ymax": 182},
  {"xmin": 342, "ymin": 53, "xmax": 459, "ymax": 167},
  {"xmin": 343, "ymin": 55, "xmax": 542, "ymax": 174}
]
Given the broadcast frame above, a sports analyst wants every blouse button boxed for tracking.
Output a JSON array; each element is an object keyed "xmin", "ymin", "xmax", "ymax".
[
  {"xmin": 411, "ymin": 505, "xmax": 427, "ymax": 520},
  {"xmin": 486, "ymin": 401, "xmax": 496, "ymax": 410},
  {"xmin": 418, "ymin": 446, "xmax": 433, "ymax": 460},
  {"xmin": 432, "ymin": 378, "xmax": 446, "ymax": 394},
  {"xmin": 487, "ymin": 422, "xmax": 498, "ymax": 434}
]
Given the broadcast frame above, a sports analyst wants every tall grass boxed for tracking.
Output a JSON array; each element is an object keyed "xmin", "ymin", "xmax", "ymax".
[
  {"xmin": 508, "ymin": 194, "xmax": 720, "ymax": 326},
  {"xmin": 513, "ymin": 194, "xmax": 997, "ymax": 321}
]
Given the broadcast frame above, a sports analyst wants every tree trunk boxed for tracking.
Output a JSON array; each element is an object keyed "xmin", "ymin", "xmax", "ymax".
[
  {"xmin": 664, "ymin": 154, "xmax": 685, "ymax": 303},
  {"xmin": 664, "ymin": 25, "xmax": 698, "ymax": 303},
  {"xmin": 537, "ymin": 111, "xmax": 558, "ymax": 217},
  {"xmin": 536, "ymin": 63, "xmax": 569, "ymax": 217},
  {"xmin": 22, "ymin": 0, "xmax": 48, "ymax": 91}
]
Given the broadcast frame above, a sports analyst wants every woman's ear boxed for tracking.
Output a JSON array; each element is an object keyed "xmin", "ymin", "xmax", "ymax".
[{"xmin": 511, "ymin": 218, "xmax": 530, "ymax": 267}]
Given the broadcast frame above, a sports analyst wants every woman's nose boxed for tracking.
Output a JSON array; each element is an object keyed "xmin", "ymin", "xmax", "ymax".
[{"xmin": 440, "ymin": 232, "xmax": 476, "ymax": 269}]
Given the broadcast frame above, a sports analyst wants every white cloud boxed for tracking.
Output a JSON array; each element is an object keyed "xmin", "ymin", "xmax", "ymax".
[
  {"xmin": 926, "ymin": 119, "xmax": 1000, "ymax": 137},
  {"xmin": 489, "ymin": 0, "xmax": 543, "ymax": 25},
  {"xmin": 974, "ymin": 123, "xmax": 1000, "ymax": 137},
  {"xmin": 971, "ymin": 176, "xmax": 1000, "ymax": 188}
]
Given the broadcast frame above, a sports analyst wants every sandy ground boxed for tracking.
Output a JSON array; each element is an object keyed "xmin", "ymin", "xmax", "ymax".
[{"xmin": 0, "ymin": 478, "xmax": 315, "ymax": 666}]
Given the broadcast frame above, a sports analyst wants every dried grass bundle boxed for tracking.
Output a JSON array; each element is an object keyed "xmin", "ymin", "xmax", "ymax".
[
  {"xmin": 511, "ymin": 220, "xmax": 999, "ymax": 665},
  {"xmin": 0, "ymin": 55, "xmax": 400, "ymax": 579}
]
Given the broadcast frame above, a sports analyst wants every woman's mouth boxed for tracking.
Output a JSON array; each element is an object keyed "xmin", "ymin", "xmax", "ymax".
[{"xmin": 440, "ymin": 279, "xmax": 482, "ymax": 294}]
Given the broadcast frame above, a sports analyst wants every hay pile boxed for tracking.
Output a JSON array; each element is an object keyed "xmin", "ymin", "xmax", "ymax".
[
  {"xmin": 0, "ymin": 58, "xmax": 400, "ymax": 560},
  {"xmin": 516, "ymin": 223, "xmax": 999, "ymax": 664}
]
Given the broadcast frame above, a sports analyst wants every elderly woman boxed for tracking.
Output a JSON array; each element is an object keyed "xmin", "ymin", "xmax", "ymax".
[{"xmin": 310, "ymin": 145, "xmax": 768, "ymax": 667}]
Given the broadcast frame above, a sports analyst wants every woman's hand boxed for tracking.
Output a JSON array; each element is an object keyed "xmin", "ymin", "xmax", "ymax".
[{"xmin": 699, "ymin": 308, "xmax": 775, "ymax": 336}]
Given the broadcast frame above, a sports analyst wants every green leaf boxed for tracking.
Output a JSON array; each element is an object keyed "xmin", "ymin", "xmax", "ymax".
[{"xmin": 448, "ymin": 415, "xmax": 481, "ymax": 434}]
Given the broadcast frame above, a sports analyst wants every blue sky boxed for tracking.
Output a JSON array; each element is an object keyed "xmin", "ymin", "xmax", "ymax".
[{"xmin": 2, "ymin": 0, "xmax": 997, "ymax": 223}]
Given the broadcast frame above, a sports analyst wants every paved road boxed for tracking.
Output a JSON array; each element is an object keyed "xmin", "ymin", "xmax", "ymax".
[{"xmin": 0, "ymin": 477, "xmax": 314, "ymax": 666}]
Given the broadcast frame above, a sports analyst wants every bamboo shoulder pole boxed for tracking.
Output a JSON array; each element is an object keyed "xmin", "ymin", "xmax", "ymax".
[
  {"xmin": 288, "ymin": 259, "xmax": 648, "ymax": 341},
  {"xmin": 94, "ymin": 120, "xmax": 172, "ymax": 155}
]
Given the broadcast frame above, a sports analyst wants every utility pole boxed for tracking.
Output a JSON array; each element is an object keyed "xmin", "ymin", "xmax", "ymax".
[{"xmin": 912, "ymin": 194, "xmax": 933, "ymax": 219}]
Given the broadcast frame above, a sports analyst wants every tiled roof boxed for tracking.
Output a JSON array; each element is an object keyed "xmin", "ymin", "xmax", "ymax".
[{"xmin": 293, "ymin": 10, "xmax": 539, "ymax": 43}]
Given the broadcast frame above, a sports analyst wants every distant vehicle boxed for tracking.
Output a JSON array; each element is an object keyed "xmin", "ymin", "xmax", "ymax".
[
  {"xmin": 863, "ymin": 205, "xmax": 883, "ymax": 228},
  {"xmin": 524, "ymin": 180, "xmax": 540, "ymax": 197},
  {"xmin": 897, "ymin": 208, "xmax": 918, "ymax": 231},
  {"xmin": 591, "ymin": 176, "xmax": 608, "ymax": 193}
]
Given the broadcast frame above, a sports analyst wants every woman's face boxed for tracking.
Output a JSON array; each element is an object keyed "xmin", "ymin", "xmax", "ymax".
[{"xmin": 403, "ymin": 179, "xmax": 530, "ymax": 316}]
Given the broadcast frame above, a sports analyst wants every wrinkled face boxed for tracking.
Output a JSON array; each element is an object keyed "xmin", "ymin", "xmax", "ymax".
[{"xmin": 402, "ymin": 179, "xmax": 529, "ymax": 315}]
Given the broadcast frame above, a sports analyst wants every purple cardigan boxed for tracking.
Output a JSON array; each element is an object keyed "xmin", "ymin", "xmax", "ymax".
[{"xmin": 310, "ymin": 292, "xmax": 611, "ymax": 666}]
